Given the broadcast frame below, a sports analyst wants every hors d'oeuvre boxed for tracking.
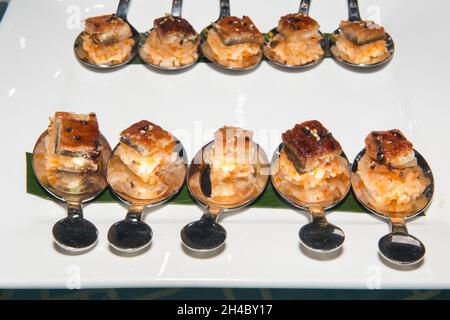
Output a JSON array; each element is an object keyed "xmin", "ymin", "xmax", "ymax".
[
  {"xmin": 273, "ymin": 121, "xmax": 350, "ymax": 204},
  {"xmin": 202, "ymin": 16, "xmax": 263, "ymax": 69},
  {"xmin": 140, "ymin": 15, "xmax": 200, "ymax": 68},
  {"xmin": 108, "ymin": 121, "xmax": 184, "ymax": 200},
  {"xmin": 331, "ymin": 20, "xmax": 389, "ymax": 65},
  {"xmin": 353, "ymin": 130, "xmax": 430, "ymax": 214},
  {"xmin": 80, "ymin": 14, "xmax": 135, "ymax": 65},
  {"xmin": 264, "ymin": 13, "xmax": 324, "ymax": 66},
  {"xmin": 204, "ymin": 126, "xmax": 261, "ymax": 203},
  {"xmin": 45, "ymin": 112, "xmax": 102, "ymax": 173}
]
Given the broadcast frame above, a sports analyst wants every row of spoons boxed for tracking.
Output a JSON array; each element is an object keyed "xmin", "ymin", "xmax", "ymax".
[
  {"xmin": 32, "ymin": 128, "xmax": 433, "ymax": 266},
  {"xmin": 75, "ymin": 0, "xmax": 395, "ymax": 71}
]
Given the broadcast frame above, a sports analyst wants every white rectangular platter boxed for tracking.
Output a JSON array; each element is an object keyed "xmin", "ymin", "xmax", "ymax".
[{"xmin": 0, "ymin": 0, "xmax": 449, "ymax": 289}]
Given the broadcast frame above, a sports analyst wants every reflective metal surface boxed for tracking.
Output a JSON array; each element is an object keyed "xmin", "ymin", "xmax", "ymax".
[
  {"xmin": 328, "ymin": 0, "xmax": 395, "ymax": 68},
  {"xmin": 74, "ymin": 0, "xmax": 140, "ymax": 70},
  {"xmin": 351, "ymin": 148, "xmax": 434, "ymax": 266},
  {"xmin": 138, "ymin": 0, "xmax": 201, "ymax": 71},
  {"xmin": 200, "ymin": 0, "xmax": 263, "ymax": 71},
  {"xmin": 271, "ymin": 143, "xmax": 351, "ymax": 253},
  {"xmin": 107, "ymin": 139, "xmax": 187, "ymax": 253},
  {"xmin": 181, "ymin": 140, "xmax": 269, "ymax": 252},
  {"xmin": 32, "ymin": 131, "xmax": 112, "ymax": 252},
  {"xmin": 263, "ymin": 0, "xmax": 327, "ymax": 70}
]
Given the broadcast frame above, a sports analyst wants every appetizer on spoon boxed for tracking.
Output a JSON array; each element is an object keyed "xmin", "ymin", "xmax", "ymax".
[
  {"xmin": 107, "ymin": 121, "xmax": 187, "ymax": 253},
  {"xmin": 181, "ymin": 126, "xmax": 269, "ymax": 252},
  {"xmin": 74, "ymin": 0, "xmax": 140, "ymax": 69},
  {"xmin": 271, "ymin": 121, "xmax": 351, "ymax": 253},
  {"xmin": 32, "ymin": 112, "xmax": 112, "ymax": 252},
  {"xmin": 352, "ymin": 130, "xmax": 434, "ymax": 265},
  {"xmin": 263, "ymin": 0, "xmax": 326, "ymax": 69},
  {"xmin": 329, "ymin": 0, "xmax": 394, "ymax": 67},
  {"xmin": 201, "ymin": 0, "xmax": 264, "ymax": 71},
  {"xmin": 139, "ymin": 0, "xmax": 200, "ymax": 70}
]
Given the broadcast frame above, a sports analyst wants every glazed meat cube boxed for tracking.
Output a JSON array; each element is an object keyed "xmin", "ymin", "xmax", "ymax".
[
  {"xmin": 339, "ymin": 20, "xmax": 385, "ymax": 45},
  {"xmin": 212, "ymin": 16, "xmax": 263, "ymax": 46},
  {"xmin": 154, "ymin": 15, "xmax": 199, "ymax": 44},
  {"xmin": 277, "ymin": 13, "xmax": 321, "ymax": 42},
  {"xmin": 364, "ymin": 130, "xmax": 415, "ymax": 168},
  {"xmin": 85, "ymin": 14, "xmax": 132, "ymax": 45},
  {"xmin": 117, "ymin": 120, "xmax": 176, "ymax": 182},
  {"xmin": 282, "ymin": 120, "xmax": 342, "ymax": 173},
  {"xmin": 46, "ymin": 112, "xmax": 101, "ymax": 173}
]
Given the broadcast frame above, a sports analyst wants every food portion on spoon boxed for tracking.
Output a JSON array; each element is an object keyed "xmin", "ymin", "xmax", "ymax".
[
  {"xmin": 107, "ymin": 120, "xmax": 186, "ymax": 252},
  {"xmin": 181, "ymin": 126, "xmax": 269, "ymax": 252},
  {"xmin": 75, "ymin": 14, "xmax": 136, "ymax": 67},
  {"xmin": 139, "ymin": 15, "xmax": 200, "ymax": 69},
  {"xmin": 273, "ymin": 121, "xmax": 350, "ymax": 207},
  {"xmin": 352, "ymin": 129, "xmax": 433, "ymax": 265},
  {"xmin": 263, "ymin": 13, "xmax": 325, "ymax": 68},
  {"xmin": 201, "ymin": 16, "xmax": 264, "ymax": 70},
  {"xmin": 33, "ymin": 112, "xmax": 111, "ymax": 251},
  {"xmin": 330, "ymin": 20, "xmax": 390, "ymax": 65},
  {"xmin": 108, "ymin": 120, "xmax": 186, "ymax": 201},
  {"xmin": 352, "ymin": 130, "xmax": 431, "ymax": 216},
  {"xmin": 191, "ymin": 126, "xmax": 267, "ymax": 206}
]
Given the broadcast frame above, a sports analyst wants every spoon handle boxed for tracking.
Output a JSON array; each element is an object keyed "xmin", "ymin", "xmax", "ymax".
[
  {"xmin": 298, "ymin": 0, "xmax": 311, "ymax": 16},
  {"xmin": 67, "ymin": 202, "xmax": 83, "ymax": 219},
  {"xmin": 125, "ymin": 205, "xmax": 145, "ymax": 222},
  {"xmin": 389, "ymin": 215, "xmax": 409, "ymax": 235},
  {"xmin": 172, "ymin": 0, "xmax": 182, "ymax": 17},
  {"xmin": 309, "ymin": 207, "xmax": 329, "ymax": 225},
  {"xmin": 116, "ymin": 0, "xmax": 131, "ymax": 20},
  {"xmin": 309, "ymin": 206, "xmax": 325, "ymax": 218},
  {"xmin": 200, "ymin": 213, "xmax": 219, "ymax": 225},
  {"xmin": 348, "ymin": 0, "xmax": 362, "ymax": 21},
  {"xmin": 219, "ymin": 0, "xmax": 231, "ymax": 19}
]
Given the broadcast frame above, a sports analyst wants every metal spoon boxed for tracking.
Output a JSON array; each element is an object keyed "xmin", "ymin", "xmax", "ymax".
[
  {"xmin": 200, "ymin": 0, "xmax": 263, "ymax": 71},
  {"xmin": 32, "ymin": 132, "xmax": 112, "ymax": 252},
  {"xmin": 351, "ymin": 149, "xmax": 434, "ymax": 265},
  {"xmin": 263, "ymin": 0, "xmax": 327, "ymax": 69},
  {"xmin": 139, "ymin": 0, "xmax": 200, "ymax": 71},
  {"xmin": 328, "ymin": 0, "xmax": 394, "ymax": 68},
  {"xmin": 107, "ymin": 139, "xmax": 187, "ymax": 253},
  {"xmin": 271, "ymin": 144, "xmax": 351, "ymax": 253},
  {"xmin": 181, "ymin": 140, "xmax": 269, "ymax": 252},
  {"xmin": 74, "ymin": 0, "xmax": 140, "ymax": 70}
]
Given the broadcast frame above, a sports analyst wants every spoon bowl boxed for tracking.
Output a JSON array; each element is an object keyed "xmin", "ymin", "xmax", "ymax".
[
  {"xmin": 32, "ymin": 131, "xmax": 112, "ymax": 252},
  {"xmin": 378, "ymin": 232, "xmax": 425, "ymax": 265},
  {"xmin": 200, "ymin": 0, "xmax": 263, "ymax": 71},
  {"xmin": 351, "ymin": 148, "xmax": 434, "ymax": 266},
  {"xmin": 138, "ymin": 0, "xmax": 201, "ymax": 71},
  {"xmin": 328, "ymin": 0, "xmax": 395, "ymax": 68},
  {"xmin": 271, "ymin": 143, "xmax": 351, "ymax": 253},
  {"xmin": 107, "ymin": 138, "xmax": 187, "ymax": 253},
  {"xmin": 181, "ymin": 140, "xmax": 269, "ymax": 252},
  {"xmin": 328, "ymin": 29, "xmax": 395, "ymax": 69},
  {"xmin": 181, "ymin": 213, "xmax": 227, "ymax": 252},
  {"xmin": 74, "ymin": 0, "xmax": 140, "ymax": 70},
  {"xmin": 263, "ymin": 0, "xmax": 327, "ymax": 70}
]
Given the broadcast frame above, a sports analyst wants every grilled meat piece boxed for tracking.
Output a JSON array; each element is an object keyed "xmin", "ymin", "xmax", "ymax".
[
  {"xmin": 364, "ymin": 129, "xmax": 415, "ymax": 168},
  {"xmin": 85, "ymin": 14, "xmax": 132, "ymax": 45},
  {"xmin": 154, "ymin": 15, "xmax": 199, "ymax": 44},
  {"xmin": 277, "ymin": 13, "xmax": 321, "ymax": 42},
  {"xmin": 282, "ymin": 120, "xmax": 342, "ymax": 173},
  {"xmin": 339, "ymin": 20, "xmax": 385, "ymax": 45},
  {"xmin": 212, "ymin": 16, "xmax": 263, "ymax": 46},
  {"xmin": 46, "ymin": 112, "xmax": 101, "ymax": 173}
]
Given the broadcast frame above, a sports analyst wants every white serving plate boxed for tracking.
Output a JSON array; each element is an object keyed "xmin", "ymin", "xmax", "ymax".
[{"xmin": 0, "ymin": 0, "xmax": 449, "ymax": 289}]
